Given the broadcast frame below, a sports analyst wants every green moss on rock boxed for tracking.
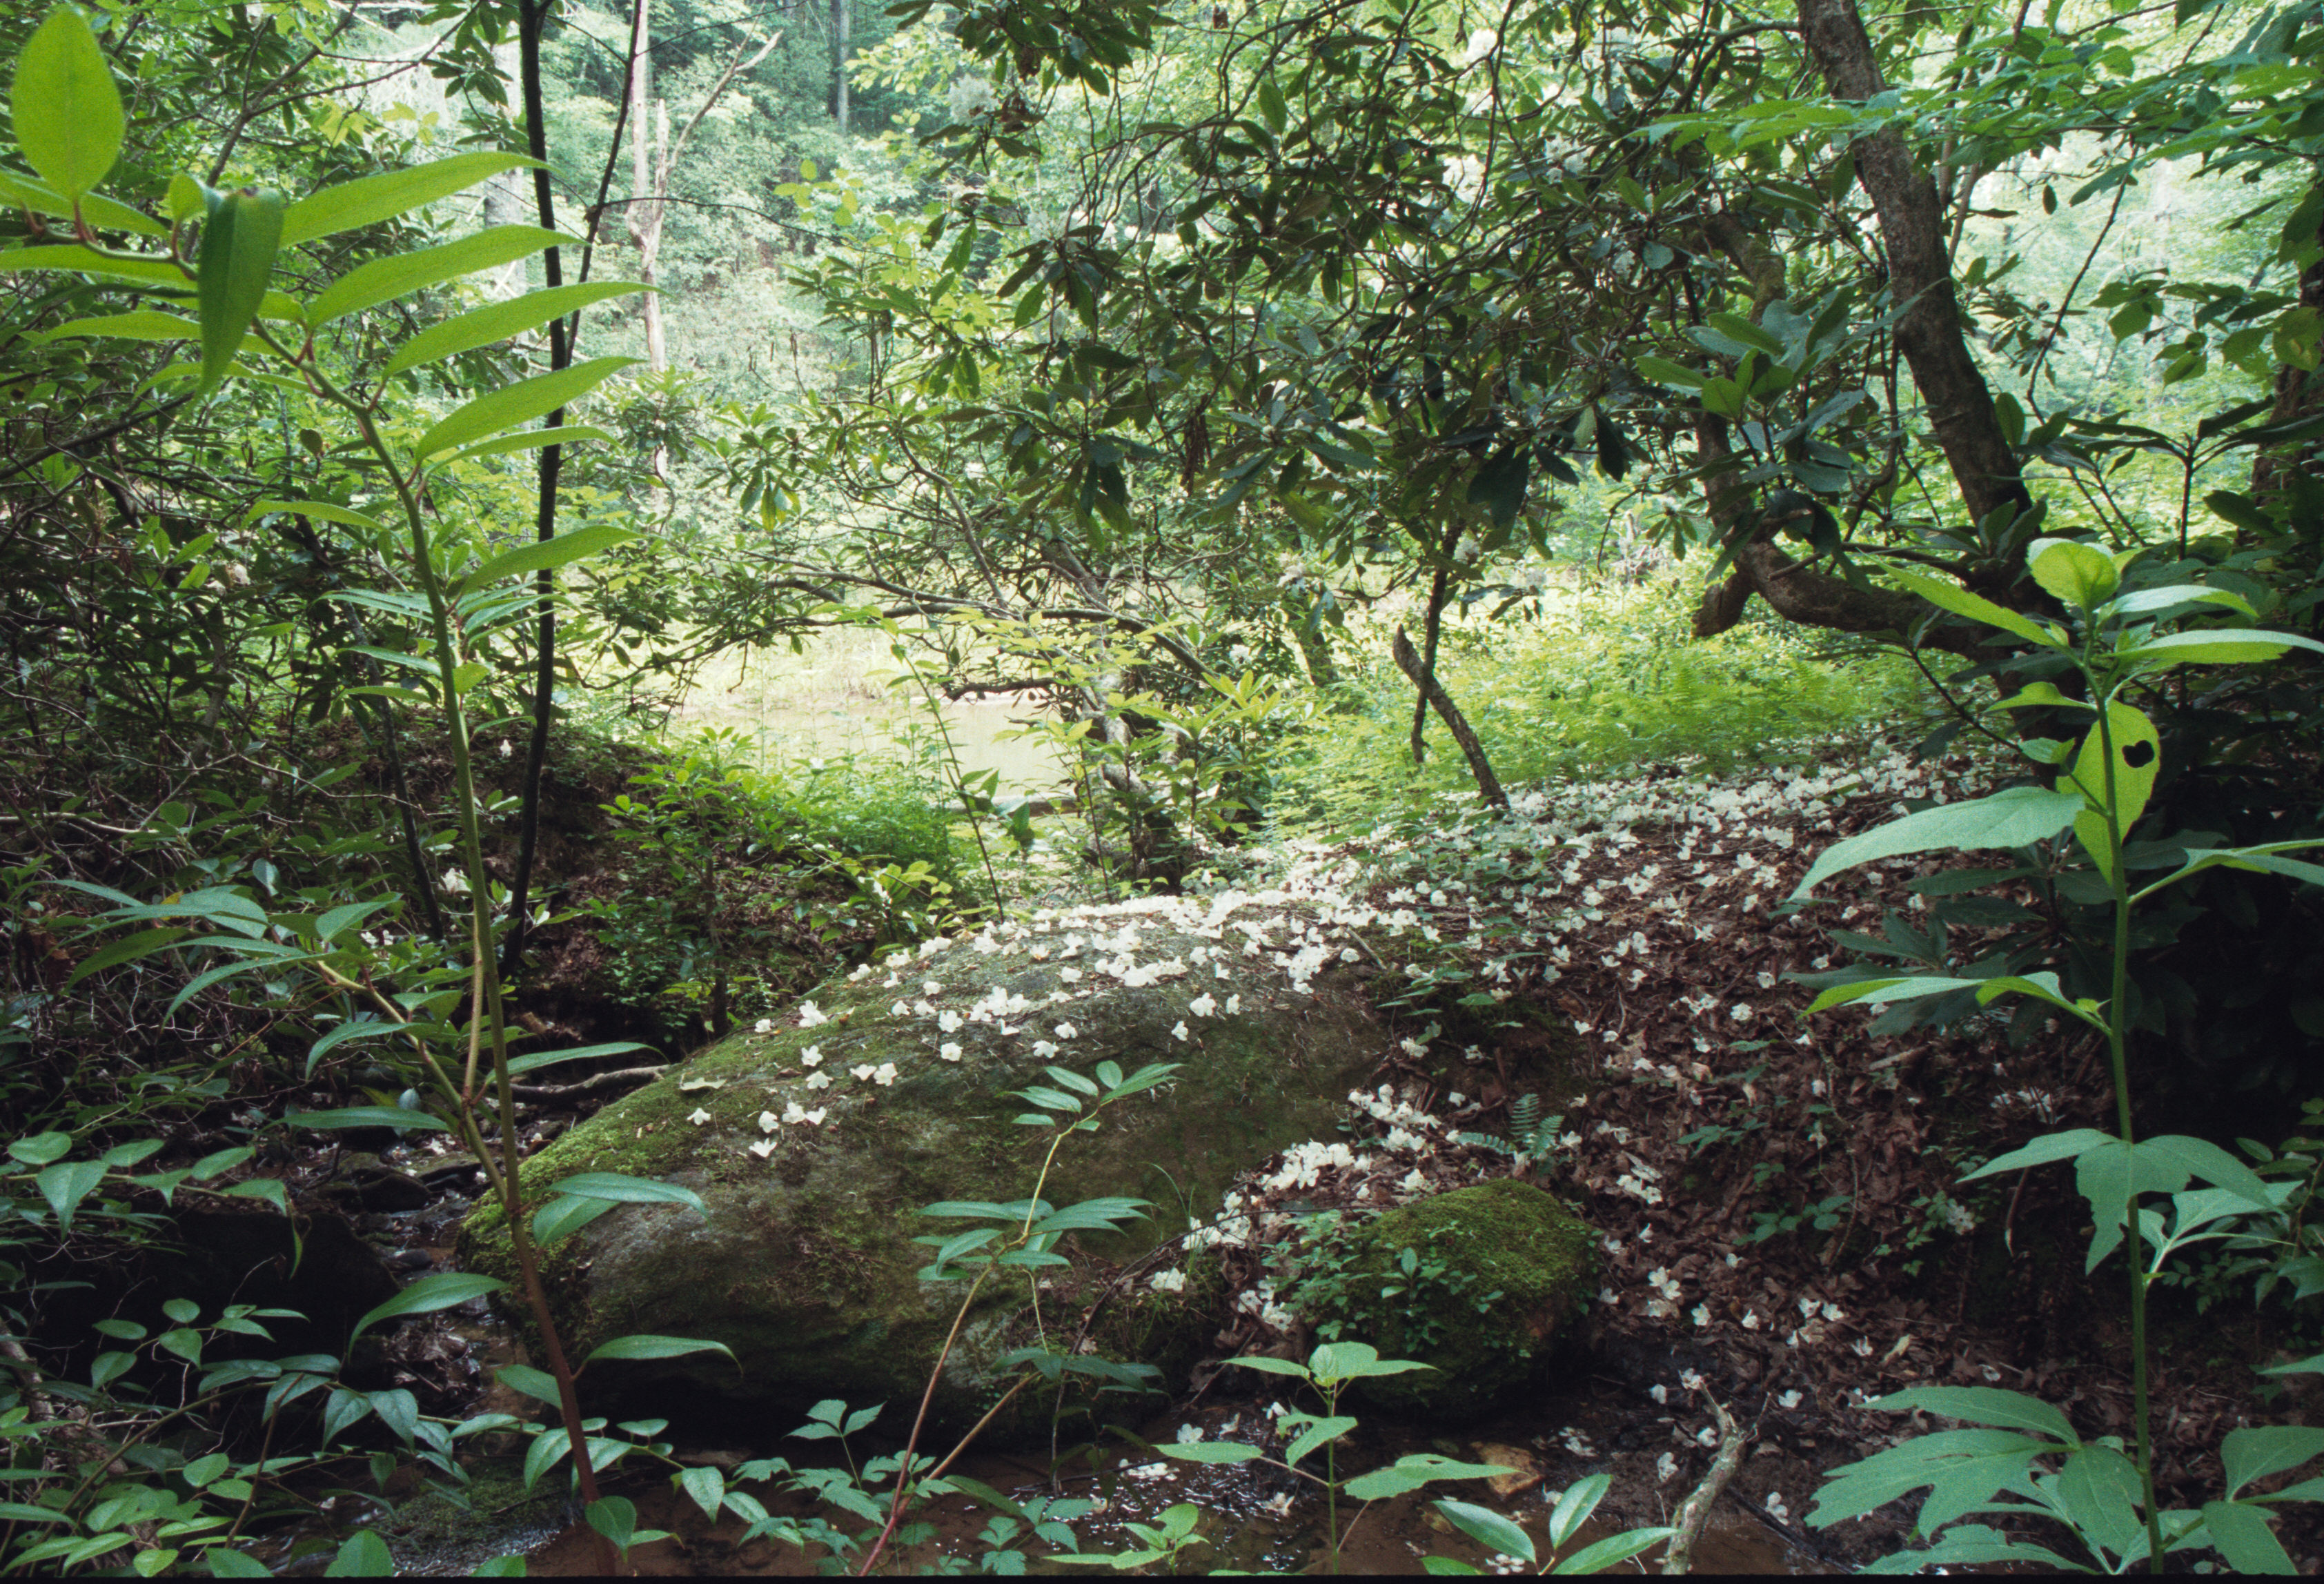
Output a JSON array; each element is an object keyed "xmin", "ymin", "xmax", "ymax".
[
  {"xmin": 1317, "ymin": 1178, "xmax": 1597, "ymax": 1416},
  {"xmin": 459, "ymin": 902, "xmax": 1397, "ymax": 1440}
]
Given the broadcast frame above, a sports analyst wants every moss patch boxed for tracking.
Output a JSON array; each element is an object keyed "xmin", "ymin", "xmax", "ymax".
[{"xmin": 1308, "ymin": 1178, "xmax": 1597, "ymax": 1416}]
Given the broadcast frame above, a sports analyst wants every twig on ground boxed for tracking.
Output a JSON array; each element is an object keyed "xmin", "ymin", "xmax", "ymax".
[{"xmin": 1662, "ymin": 1396, "xmax": 1747, "ymax": 1574}]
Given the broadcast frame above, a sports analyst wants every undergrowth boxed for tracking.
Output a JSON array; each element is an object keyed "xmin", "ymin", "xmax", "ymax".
[{"xmin": 1271, "ymin": 575, "xmax": 1936, "ymax": 834}]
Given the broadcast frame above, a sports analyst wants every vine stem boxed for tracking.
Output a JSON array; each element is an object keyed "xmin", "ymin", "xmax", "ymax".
[
  {"xmin": 2094, "ymin": 695, "xmax": 2163, "ymax": 1572},
  {"xmin": 854, "ymin": 1118, "xmax": 1085, "ymax": 1576},
  {"xmin": 264, "ymin": 327, "xmax": 622, "ymax": 1576}
]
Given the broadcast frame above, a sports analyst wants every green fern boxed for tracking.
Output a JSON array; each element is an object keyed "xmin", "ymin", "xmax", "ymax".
[{"xmin": 1459, "ymin": 1093, "xmax": 1563, "ymax": 1165}]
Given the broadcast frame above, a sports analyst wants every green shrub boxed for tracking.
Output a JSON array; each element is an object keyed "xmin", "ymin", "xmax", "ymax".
[{"xmin": 1272, "ymin": 574, "xmax": 1934, "ymax": 833}]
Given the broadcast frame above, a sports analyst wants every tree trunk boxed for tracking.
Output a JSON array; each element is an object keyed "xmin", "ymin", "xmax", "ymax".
[
  {"xmin": 478, "ymin": 39, "xmax": 530, "ymax": 299},
  {"xmin": 1391, "ymin": 626, "xmax": 1508, "ymax": 811},
  {"xmin": 627, "ymin": 17, "xmax": 666, "ymax": 379},
  {"xmin": 832, "ymin": 0, "xmax": 850, "ymax": 132},
  {"xmin": 1795, "ymin": 0, "xmax": 2029, "ymax": 537}
]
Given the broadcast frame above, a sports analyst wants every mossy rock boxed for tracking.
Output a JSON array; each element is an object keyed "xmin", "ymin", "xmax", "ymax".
[
  {"xmin": 459, "ymin": 897, "xmax": 1395, "ymax": 1441},
  {"xmin": 1319, "ymin": 1178, "xmax": 1597, "ymax": 1416}
]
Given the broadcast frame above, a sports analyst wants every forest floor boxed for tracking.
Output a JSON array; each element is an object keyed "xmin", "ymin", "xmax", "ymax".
[{"xmin": 297, "ymin": 736, "xmax": 2324, "ymax": 1572}]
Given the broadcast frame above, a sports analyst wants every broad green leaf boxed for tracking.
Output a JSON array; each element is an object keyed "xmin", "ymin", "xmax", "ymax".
[
  {"xmin": 283, "ymin": 1106, "xmax": 449, "ymax": 1133},
  {"xmin": 462, "ymin": 522, "xmax": 638, "ymax": 589},
  {"xmin": 1281, "ymin": 1415, "xmax": 1358, "ymax": 1466},
  {"xmin": 1864, "ymin": 1386, "xmax": 2078, "ymax": 1442},
  {"xmin": 582, "ymin": 1334, "xmax": 737, "ymax": 1367},
  {"xmin": 2027, "ymin": 537, "xmax": 2119, "ymax": 610},
  {"xmin": 201, "ymin": 1547, "xmax": 275, "ymax": 1576},
  {"xmin": 0, "ymin": 168, "xmax": 163, "ymax": 235},
  {"xmin": 384, "ymin": 280, "xmax": 642, "ymax": 375},
  {"xmin": 678, "ymin": 1463, "xmax": 725, "ymax": 1521},
  {"xmin": 414, "ymin": 357, "xmax": 638, "ymax": 459},
  {"xmin": 533, "ymin": 1192, "xmax": 616, "ymax": 1247},
  {"xmin": 1634, "ymin": 353, "xmax": 1704, "ymax": 388},
  {"xmin": 1432, "ymin": 1500, "xmax": 1535, "ymax": 1563},
  {"xmin": 551, "ymin": 1171, "xmax": 705, "ymax": 1209},
  {"xmin": 1887, "ymin": 566, "xmax": 2063, "ymax": 650},
  {"xmin": 12, "ymin": 7, "xmax": 124, "ymax": 204},
  {"xmin": 2105, "ymin": 584, "xmax": 2255, "ymax": 621},
  {"xmin": 195, "ymin": 188, "xmax": 284, "ymax": 395},
  {"xmin": 1549, "ymin": 1527, "xmax": 1677, "ymax": 1574},
  {"xmin": 495, "ymin": 1363, "xmax": 561, "ymax": 1403},
  {"xmin": 2137, "ymin": 1135, "xmax": 2278, "ymax": 1214},
  {"xmin": 61, "ymin": 925, "xmax": 186, "ymax": 989},
  {"xmin": 324, "ymin": 1532, "xmax": 394, "ymax": 1576},
  {"xmin": 2116, "ymin": 628, "xmax": 2324, "ymax": 666},
  {"xmin": 2201, "ymin": 1500, "xmax": 2297, "ymax": 1574},
  {"xmin": 1548, "ymin": 1472, "xmax": 1609, "ymax": 1548},
  {"xmin": 351, "ymin": 1272, "xmax": 507, "ymax": 1339},
  {"xmin": 250, "ymin": 499, "xmax": 388, "ymax": 533},
  {"xmin": 1227, "ymin": 1354, "xmax": 1312, "ymax": 1378},
  {"xmin": 1790, "ymin": 786, "xmax": 2085, "ymax": 898},
  {"xmin": 1343, "ymin": 1456, "xmax": 1515, "ymax": 1501},
  {"xmin": 281, "ymin": 152, "xmax": 545, "ymax": 247},
  {"xmin": 2222, "ymin": 1425, "xmax": 2324, "ymax": 1498},
  {"xmin": 505, "ymin": 1039, "xmax": 656, "ymax": 1076},
  {"xmin": 32, "ymin": 309, "xmax": 197, "ymax": 343},
  {"xmin": 307, "ymin": 226, "xmax": 569, "ymax": 325},
  {"xmin": 2055, "ymin": 1444, "xmax": 2145, "ymax": 1561},
  {"xmin": 2062, "ymin": 701, "xmax": 2161, "ymax": 878},
  {"xmin": 8, "ymin": 1131, "xmax": 71, "ymax": 1165},
  {"xmin": 1807, "ymin": 1427, "xmax": 2054, "ymax": 1532},
  {"xmin": 35, "ymin": 1159, "xmax": 106, "ymax": 1229},
  {"xmin": 1157, "ymin": 1441, "xmax": 1264, "ymax": 1464},
  {"xmin": 1959, "ymin": 1129, "xmax": 2116, "ymax": 1185},
  {"xmin": 445, "ymin": 425, "xmax": 616, "ymax": 465},
  {"xmin": 521, "ymin": 1420, "xmax": 571, "ymax": 1490},
  {"xmin": 0, "ymin": 242, "xmax": 186, "ymax": 286}
]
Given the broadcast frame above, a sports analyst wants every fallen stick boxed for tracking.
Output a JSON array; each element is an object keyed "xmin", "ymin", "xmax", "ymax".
[
  {"xmin": 1662, "ymin": 1397, "xmax": 1747, "ymax": 1574},
  {"xmin": 510, "ymin": 1065, "xmax": 667, "ymax": 1104}
]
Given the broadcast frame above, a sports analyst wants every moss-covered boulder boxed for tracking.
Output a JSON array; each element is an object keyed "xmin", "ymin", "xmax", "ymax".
[
  {"xmin": 460, "ymin": 893, "xmax": 1398, "ymax": 1438},
  {"xmin": 1313, "ymin": 1178, "xmax": 1595, "ymax": 1416}
]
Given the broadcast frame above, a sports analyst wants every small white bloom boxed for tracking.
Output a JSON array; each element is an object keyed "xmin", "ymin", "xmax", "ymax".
[
  {"xmin": 851, "ymin": 1065, "xmax": 877, "ymax": 1082},
  {"xmin": 873, "ymin": 1062, "xmax": 899, "ymax": 1086},
  {"xmin": 801, "ymin": 1045, "xmax": 823, "ymax": 1067},
  {"xmin": 1225, "ymin": 994, "xmax": 1241, "ymax": 1015},
  {"xmin": 1172, "ymin": 1020, "xmax": 1190, "ymax": 1041},
  {"xmin": 940, "ymin": 1042, "xmax": 963, "ymax": 1062},
  {"xmin": 1188, "ymin": 993, "xmax": 1217, "ymax": 1018},
  {"xmin": 805, "ymin": 1070, "xmax": 832, "ymax": 1089},
  {"xmin": 798, "ymin": 1000, "xmax": 827, "ymax": 1027},
  {"xmin": 1691, "ymin": 1305, "xmax": 1711, "ymax": 1327},
  {"xmin": 687, "ymin": 1107, "xmax": 712, "ymax": 1126},
  {"xmin": 1778, "ymin": 1389, "xmax": 1802, "ymax": 1409},
  {"xmin": 749, "ymin": 1138, "xmax": 778, "ymax": 1158},
  {"xmin": 758, "ymin": 1110, "xmax": 780, "ymax": 1133},
  {"xmin": 755, "ymin": 1018, "xmax": 774, "ymax": 1034},
  {"xmin": 938, "ymin": 1009, "xmax": 965, "ymax": 1033},
  {"xmin": 1055, "ymin": 1022, "xmax": 1078, "ymax": 1040}
]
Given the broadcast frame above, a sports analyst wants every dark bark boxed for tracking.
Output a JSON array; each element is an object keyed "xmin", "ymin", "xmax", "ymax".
[
  {"xmin": 503, "ymin": 0, "xmax": 573, "ymax": 978},
  {"xmin": 1795, "ymin": 0, "xmax": 2029, "ymax": 532},
  {"xmin": 1690, "ymin": 417, "xmax": 1985, "ymax": 657},
  {"xmin": 1391, "ymin": 626, "xmax": 1508, "ymax": 810}
]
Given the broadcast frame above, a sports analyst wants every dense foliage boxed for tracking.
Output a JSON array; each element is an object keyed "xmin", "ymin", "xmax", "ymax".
[{"xmin": 4, "ymin": 0, "xmax": 2324, "ymax": 1569}]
